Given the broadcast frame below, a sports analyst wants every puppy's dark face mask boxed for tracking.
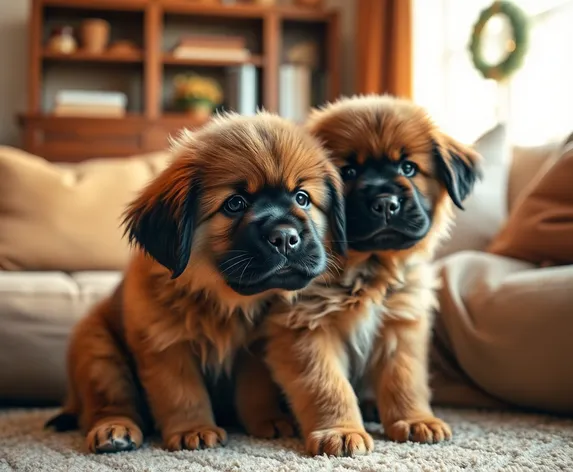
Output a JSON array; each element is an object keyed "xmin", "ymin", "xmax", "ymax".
[
  {"xmin": 123, "ymin": 114, "xmax": 346, "ymax": 296},
  {"xmin": 215, "ymin": 183, "xmax": 341, "ymax": 295},
  {"xmin": 340, "ymin": 151, "xmax": 434, "ymax": 251},
  {"xmin": 306, "ymin": 95, "xmax": 483, "ymax": 253}
]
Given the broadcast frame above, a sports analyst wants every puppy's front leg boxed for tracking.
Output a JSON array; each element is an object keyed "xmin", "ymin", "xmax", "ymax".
[
  {"xmin": 374, "ymin": 311, "xmax": 451, "ymax": 444},
  {"xmin": 136, "ymin": 342, "xmax": 227, "ymax": 451},
  {"xmin": 235, "ymin": 347, "xmax": 295, "ymax": 439},
  {"xmin": 266, "ymin": 327, "xmax": 373, "ymax": 457}
]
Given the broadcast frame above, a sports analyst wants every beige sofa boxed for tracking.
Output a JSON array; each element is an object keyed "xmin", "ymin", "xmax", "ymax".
[{"xmin": 0, "ymin": 128, "xmax": 571, "ymax": 414}]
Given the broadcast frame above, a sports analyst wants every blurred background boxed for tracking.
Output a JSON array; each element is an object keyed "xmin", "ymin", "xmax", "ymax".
[
  {"xmin": 1, "ymin": 0, "xmax": 571, "ymax": 153},
  {"xmin": 414, "ymin": 0, "xmax": 573, "ymax": 146}
]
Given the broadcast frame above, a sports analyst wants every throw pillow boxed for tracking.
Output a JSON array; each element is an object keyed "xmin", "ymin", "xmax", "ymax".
[
  {"xmin": 487, "ymin": 133, "xmax": 573, "ymax": 265},
  {"xmin": 435, "ymin": 123, "xmax": 511, "ymax": 260},
  {"xmin": 0, "ymin": 147, "xmax": 171, "ymax": 271}
]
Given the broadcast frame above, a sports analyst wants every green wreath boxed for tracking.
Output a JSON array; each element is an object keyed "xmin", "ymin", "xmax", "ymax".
[{"xmin": 469, "ymin": 1, "xmax": 529, "ymax": 82}]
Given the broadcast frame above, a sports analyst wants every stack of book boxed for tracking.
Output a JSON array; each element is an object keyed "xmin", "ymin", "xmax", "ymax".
[
  {"xmin": 226, "ymin": 64, "xmax": 258, "ymax": 116},
  {"xmin": 171, "ymin": 35, "xmax": 251, "ymax": 62},
  {"xmin": 279, "ymin": 64, "xmax": 327, "ymax": 122},
  {"xmin": 53, "ymin": 90, "xmax": 128, "ymax": 117},
  {"xmin": 279, "ymin": 64, "xmax": 312, "ymax": 123}
]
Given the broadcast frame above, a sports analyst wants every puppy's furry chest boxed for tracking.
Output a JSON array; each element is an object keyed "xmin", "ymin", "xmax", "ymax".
[
  {"xmin": 283, "ymin": 261, "xmax": 421, "ymax": 381},
  {"xmin": 345, "ymin": 301, "xmax": 385, "ymax": 382},
  {"xmin": 282, "ymin": 279, "xmax": 389, "ymax": 378},
  {"xmin": 190, "ymin": 315, "xmax": 253, "ymax": 374},
  {"xmin": 149, "ymin": 281, "xmax": 265, "ymax": 374}
]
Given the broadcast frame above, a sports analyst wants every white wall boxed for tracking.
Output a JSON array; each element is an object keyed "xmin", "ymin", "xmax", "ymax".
[
  {"xmin": 0, "ymin": 0, "xmax": 30, "ymax": 145},
  {"xmin": 413, "ymin": 0, "xmax": 573, "ymax": 145}
]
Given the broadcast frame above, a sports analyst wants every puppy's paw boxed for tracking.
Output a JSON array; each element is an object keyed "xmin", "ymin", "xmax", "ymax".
[
  {"xmin": 165, "ymin": 426, "xmax": 227, "ymax": 451},
  {"xmin": 246, "ymin": 416, "xmax": 296, "ymax": 439},
  {"xmin": 307, "ymin": 427, "xmax": 374, "ymax": 457},
  {"xmin": 385, "ymin": 416, "xmax": 452, "ymax": 444},
  {"xmin": 86, "ymin": 419, "xmax": 143, "ymax": 453}
]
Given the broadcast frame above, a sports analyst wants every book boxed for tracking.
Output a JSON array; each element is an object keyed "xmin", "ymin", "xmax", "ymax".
[
  {"xmin": 226, "ymin": 64, "xmax": 258, "ymax": 116},
  {"xmin": 53, "ymin": 104, "xmax": 126, "ymax": 117},
  {"xmin": 172, "ymin": 47, "xmax": 251, "ymax": 62},
  {"xmin": 279, "ymin": 64, "xmax": 312, "ymax": 123},
  {"xmin": 55, "ymin": 90, "xmax": 128, "ymax": 108},
  {"xmin": 174, "ymin": 35, "xmax": 247, "ymax": 50}
]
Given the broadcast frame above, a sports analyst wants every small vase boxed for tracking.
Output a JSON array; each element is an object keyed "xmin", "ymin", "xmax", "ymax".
[
  {"xmin": 47, "ymin": 26, "xmax": 77, "ymax": 54},
  {"xmin": 187, "ymin": 100, "xmax": 214, "ymax": 122},
  {"xmin": 80, "ymin": 19, "xmax": 110, "ymax": 54}
]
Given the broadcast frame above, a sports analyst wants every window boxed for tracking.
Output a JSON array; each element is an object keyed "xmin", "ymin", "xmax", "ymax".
[{"xmin": 413, "ymin": 0, "xmax": 573, "ymax": 145}]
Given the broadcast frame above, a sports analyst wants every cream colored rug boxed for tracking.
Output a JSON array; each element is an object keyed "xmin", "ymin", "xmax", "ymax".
[{"xmin": 0, "ymin": 408, "xmax": 572, "ymax": 471}]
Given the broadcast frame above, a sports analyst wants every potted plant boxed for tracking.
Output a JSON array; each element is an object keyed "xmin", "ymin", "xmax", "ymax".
[{"xmin": 173, "ymin": 74, "xmax": 223, "ymax": 121}]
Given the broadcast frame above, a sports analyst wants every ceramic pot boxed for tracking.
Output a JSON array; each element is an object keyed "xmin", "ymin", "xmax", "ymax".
[
  {"xmin": 47, "ymin": 26, "xmax": 77, "ymax": 54},
  {"xmin": 80, "ymin": 19, "xmax": 110, "ymax": 54}
]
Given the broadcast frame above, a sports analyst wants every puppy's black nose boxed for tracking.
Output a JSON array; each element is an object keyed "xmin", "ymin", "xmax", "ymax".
[
  {"xmin": 371, "ymin": 194, "xmax": 400, "ymax": 218},
  {"xmin": 267, "ymin": 225, "xmax": 301, "ymax": 255}
]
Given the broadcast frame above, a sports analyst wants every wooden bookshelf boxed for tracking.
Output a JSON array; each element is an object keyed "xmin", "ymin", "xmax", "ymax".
[
  {"xmin": 20, "ymin": 0, "xmax": 340, "ymax": 162},
  {"xmin": 43, "ymin": 50, "xmax": 144, "ymax": 63}
]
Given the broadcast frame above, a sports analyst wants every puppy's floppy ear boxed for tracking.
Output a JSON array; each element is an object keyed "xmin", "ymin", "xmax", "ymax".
[
  {"xmin": 325, "ymin": 174, "xmax": 347, "ymax": 256},
  {"xmin": 433, "ymin": 134, "xmax": 483, "ymax": 210},
  {"xmin": 122, "ymin": 160, "xmax": 201, "ymax": 279}
]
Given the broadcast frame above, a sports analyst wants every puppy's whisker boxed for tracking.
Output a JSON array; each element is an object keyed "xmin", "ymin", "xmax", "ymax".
[
  {"xmin": 300, "ymin": 260, "xmax": 311, "ymax": 277},
  {"xmin": 220, "ymin": 253, "xmax": 251, "ymax": 266},
  {"xmin": 220, "ymin": 258, "xmax": 251, "ymax": 276},
  {"xmin": 326, "ymin": 259, "xmax": 343, "ymax": 274},
  {"xmin": 319, "ymin": 273, "xmax": 331, "ymax": 288},
  {"xmin": 239, "ymin": 258, "xmax": 253, "ymax": 285}
]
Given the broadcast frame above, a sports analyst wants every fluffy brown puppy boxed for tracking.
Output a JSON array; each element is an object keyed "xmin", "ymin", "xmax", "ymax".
[
  {"xmin": 263, "ymin": 95, "xmax": 482, "ymax": 456},
  {"xmin": 46, "ymin": 112, "xmax": 346, "ymax": 453}
]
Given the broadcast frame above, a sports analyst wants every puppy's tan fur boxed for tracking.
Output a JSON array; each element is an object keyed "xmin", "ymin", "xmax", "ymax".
[
  {"xmin": 49, "ymin": 113, "xmax": 344, "ymax": 453},
  {"xmin": 262, "ymin": 95, "xmax": 482, "ymax": 456}
]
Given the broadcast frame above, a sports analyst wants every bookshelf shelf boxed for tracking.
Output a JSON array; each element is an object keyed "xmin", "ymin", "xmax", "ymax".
[
  {"xmin": 20, "ymin": 112, "xmax": 144, "ymax": 122},
  {"xmin": 161, "ymin": 2, "xmax": 332, "ymax": 21},
  {"xmin": 43, "ymin": 0, "xmax": 148, "ymax": 12},
  {"xmin": 43, "ymin": 50, "xmax": 144, "ymax": 63},
  {"xmin": 22, "ymin": 0, "xmax": 340, "ymax": 162},
  {"xmin": 277, "ymin": 6, "xmax": 333, "ymax": 21},
  {"xmin": 160, "ymin": 112, "xmax": 210, "ymax": 125},
  {"xmin": 162, "ymin": 2, "xmax": 266, "ymax": 18},
  {"xmin": 162, "ymin": 54, "xmax": 264, "ymax": 68}
]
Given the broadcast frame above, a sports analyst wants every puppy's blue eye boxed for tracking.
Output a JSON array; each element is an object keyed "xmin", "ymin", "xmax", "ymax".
[
  {"xmin": 295, "ymin": 191, "xmax": 310, "ymax": 208},
  {"xmin": 400, "ymin": 160, "xmax": 418, "ymax": 177},
  {"xmin": 224, "ymin": 195, "xmax": 248, "ymax": 213}
]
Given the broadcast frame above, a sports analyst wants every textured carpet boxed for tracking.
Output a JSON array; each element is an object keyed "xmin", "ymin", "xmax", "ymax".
[{"xmin": 1, "ymin": 408, "xmax": 572, "ymax": 472}]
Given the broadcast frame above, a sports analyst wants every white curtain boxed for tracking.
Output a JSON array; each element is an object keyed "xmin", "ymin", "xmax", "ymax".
[{"xmin": 413, "ymin": 0, "xmax": 573, "ymax": 146}]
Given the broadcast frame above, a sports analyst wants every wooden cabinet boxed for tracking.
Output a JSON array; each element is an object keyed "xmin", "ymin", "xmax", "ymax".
[{"xmin": 20, "ymin": 0, "xmax": 340, "ymax": 161}]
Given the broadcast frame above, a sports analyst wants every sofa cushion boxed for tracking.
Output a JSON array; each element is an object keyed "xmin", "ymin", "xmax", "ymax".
[
  {"xmin": 435, "ymin": 124, "xmax": 510, "ymax": 259},
  {"xmin": 433, "ymin": 251, "xmax": 573, "ymax": 414},
  {"xmin": 0, "ymin": 147, "xmax": 171, "ymax": 271},
  {"xmin": 0, "ymin": 271, "xmax": 120, "ymax": 403},
  {"xmin": 507, "ymin": 142, "xmax": 561, "ymax": 211},
  {"xmin": 488, "ymin": 133, "xmax": 573, "ymax": 265}
]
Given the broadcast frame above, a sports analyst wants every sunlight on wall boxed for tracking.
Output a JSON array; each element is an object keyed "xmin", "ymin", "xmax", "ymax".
[{"xmin": 413, "ymin": 0, "xmax": 573, "ymax": 146}]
